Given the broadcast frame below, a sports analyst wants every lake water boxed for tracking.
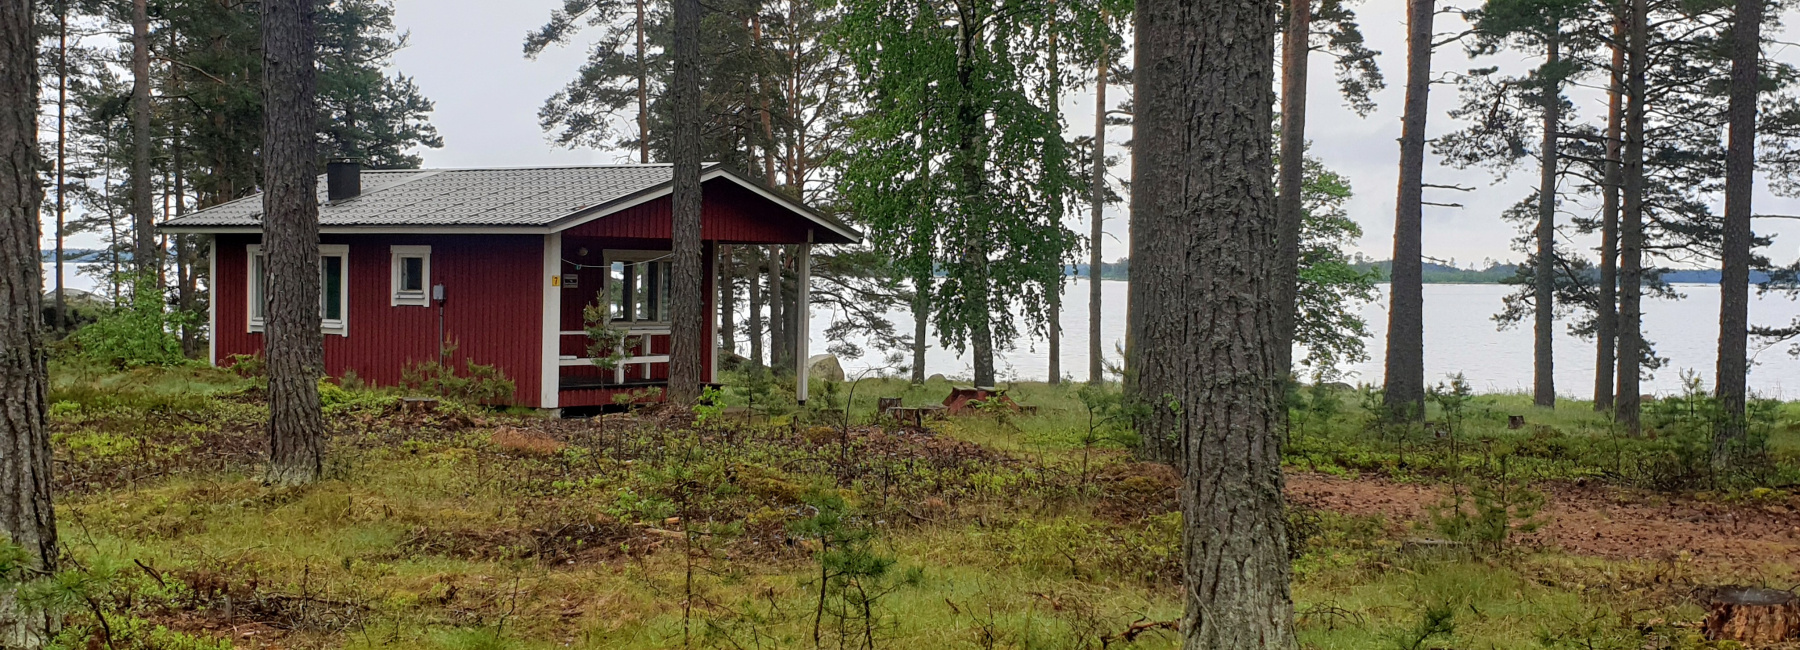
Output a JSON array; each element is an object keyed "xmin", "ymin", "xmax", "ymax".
[
  {"xmin": 48, "ymin": 261, "xmax": 1800, "ymax": 397},
  {"xmin": 805, "ymin": 279, "xmax": 1800, "ymax": 398}
]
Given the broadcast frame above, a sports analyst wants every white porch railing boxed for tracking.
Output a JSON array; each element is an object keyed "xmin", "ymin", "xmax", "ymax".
[{"xmin": 559, "ymin": 326, "xmax": 671, "ymax": 385}]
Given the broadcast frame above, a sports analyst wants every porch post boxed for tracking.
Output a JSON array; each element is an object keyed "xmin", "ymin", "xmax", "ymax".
[
  {"xmin": 539, "ymin": 232, "xmax": 563, "ymax": 410},
  {"xmin": 796, "ymin": 235, "xmax": 812, "ymax": 405}
]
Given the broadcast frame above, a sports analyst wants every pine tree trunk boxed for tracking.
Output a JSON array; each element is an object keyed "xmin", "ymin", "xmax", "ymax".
[
  {"xmin": 768, "ymin": 246, "xmax": 786, "ymax": 371},
  {"xmin": 1595, "ymin": 5, "xmax": 1623, "ymax": 413},
  {"xmin": 748, "ymin": 259, "xmax": 764, "ymax": 368},
  {"xmin": 912, "ymin": 283, "xmax": 929, "ymax": 384},
  {"xmin": 1533, "ymin": 37, "xmax": 1560, "ymax": 410},
  {"xmin": 1715, "ymin": 0, "xmax": 1760, "ymax": 466},
  {"xmin": 1133, "ymin": 0, "xmax": 1296, "ymax": 644},
  {"xmin": 753, "ymin": 15, "xmax": 778, "ymax": 186},
  {"xmin": 53, "ymin": 0, "xmax": 66, "ymax": 332},
  {"xmin": 1384, "ymin": 0, "xmax": 1434, "ymax": 421},
  {"xmin": 174, "ymin": 145, "xmax": 197, "ymax": 358},
  {"xmin": 667, "ymin": 0, "xmax": 704, "ymax": 406},
  {"xmin": 262, "ymin": 0, "xmax": 326, "ymax": 486},
  {"xmin": 1274, "ymin": 0, "xmax": 1310, "ymax": 377},
  {"xmin": 719, "ymin": 245, "xmax": 736, "ymax": 356},
  {"xmin": 1, "ymin": 3, "xmax": 56, "ymax": 643},
  {"xmin": 131, "ymin": 0, "xmax": 156, "ymax": 277},
  {"xmin": 636, "ymin": 0, "xmax": 649, "ymax": 164},
  {"xmin": 1617, "ymin": 0, "xmax": 1648, "ymax": 436},
  {"xmin": 1088, "ymin": 42, "xmax": 1107, "ymax": 385}
]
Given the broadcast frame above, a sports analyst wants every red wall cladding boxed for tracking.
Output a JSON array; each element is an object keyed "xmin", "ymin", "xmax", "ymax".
[
  {"xmin": 563, "ymin": 181, "xmax": 817, "ymax": 244},
  {"xmin": 213, "ymin": 233, "xmax": 545, "ymax": 406}
]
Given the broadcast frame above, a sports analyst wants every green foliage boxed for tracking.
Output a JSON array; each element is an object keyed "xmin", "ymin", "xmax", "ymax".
[
  {"xmin": 400, "ymin": 347, "xmax": 517, "ymax": 406},
  {"xmin": 582, "ymin": 301, "xmax": 645, "ymax": 371},
  {"xmin": 224, "ymin": 353, "xmax": 266, "ymax": 378},
  {"xmin": 836, "ymin": 0, "xmax": 1094, "ymax": 373},
  {"xmin": 62, "ymin": 272, "xmax": 192, "ymax": 368},
  {"xmin": 989, "ymin": 513, "xmax": 1182, "ymax": 587},
  {"xmin": 1428, "ymin": 456, "xmax": 1545, "ymax": 552},
  {"xmin": 1291, "ymin": 155, "xmax": 1380, "ymax": 371},
  {"xmin": 790, "ymin": 489, "xmax": 922, "ymax": 648},
  {"xmin": 1387, "ymin": 603, "xmax": 1457, "ymax": 650}
]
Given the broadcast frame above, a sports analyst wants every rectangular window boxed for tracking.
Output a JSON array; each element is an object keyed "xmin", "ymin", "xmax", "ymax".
[
  {"xmin": 390, "ymin": 245, "xmax": 431, "ymax": 306},
  {"xmin": 605, "ymin": 251, "xmax": 673, "ymax": 324},
  {"xmin": 250, "ymin": 249, "xmax": 267, "ymax": 324},
  {"xmin": 248, "ymin": 243, "xmax": 350, "ymax": 336}
]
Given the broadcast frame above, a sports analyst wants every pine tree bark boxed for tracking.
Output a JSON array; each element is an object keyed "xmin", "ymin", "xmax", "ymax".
[
  {"xmin": 748, "ymin": 259, "xmax": 764, "ymax": 367},
  {"xmin": 262, "ymin": 0, "xmax": 326, "ymax": 485},
  {"xmin": 768, "ymin": 246, "xmax": 786, "ymax": 371},
  {"xmin": 53, "ymin": 0, "xmax": 67, "ymax": 332},
  {"xmin": 1384, "ymin": 0, "xmax": 1434, "ymax": 421},
  {"xmin": 1274, "ymin": 0, "xmax": 1310, "ymax": 377},
  {"xmin": 636, "ymin": 0, "xmax": 650, "ymax": 164},
  {"xmin": 1595, "ymin": 5, "xmax": 1623, "ymax": 413},
  {"xmin": 2, "ymin": 1, "xmax": 55, "ymax": 643},
  {"xmin": 1715, "ymin": 0, "xmax": 1761, "ymax": 466},
  {"xmin": 1616, "ymin": 0, "xmax": 1648, "ymax": 436},
  {"xmin": 719, "ymin": 245, "xmax": 736, "ymax": 355},
  {"xmin": 1088, "ymin": 42, "xmax": 1107, "ymax": 385},
  {"xmin": 667, "ymin": 0, "xmax": 704, "ymax": 406},
  {"xmin": 912, "ymin": 282, "xmax": 929, "ymax": 384},
  {"xmin": 1533, "ymin": 37, "xmax": 1560, "ymax": 410},
  {"xmin": 1133, "ymin": 0, "xmax": 1296, "ymax": 644},
  {"xmin": 131, "ymin": 0, "xmax": 156, "ymax": 276}
]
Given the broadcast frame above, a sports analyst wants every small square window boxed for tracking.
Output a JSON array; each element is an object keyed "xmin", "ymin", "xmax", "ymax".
[{"xmin": 391, "ymin": 246, "xmax": 431, "ymax": 306}]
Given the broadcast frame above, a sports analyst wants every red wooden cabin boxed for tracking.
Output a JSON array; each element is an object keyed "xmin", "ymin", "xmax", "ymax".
[{"xmin": 161, "ymin": 162, "xmax": 858, "ymax": 411}]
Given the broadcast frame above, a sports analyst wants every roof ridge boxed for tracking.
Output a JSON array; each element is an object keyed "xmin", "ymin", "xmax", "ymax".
[{"xmin": 395, "ymin": 163, "xmax": 699, "ymax": 172}]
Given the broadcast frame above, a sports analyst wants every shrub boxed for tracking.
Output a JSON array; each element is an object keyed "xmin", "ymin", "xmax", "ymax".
[
  {"xmin": 400, "ymin": 349, "xmax": 517, "ymax": 406},
  {"xmin": 61, "ymin": 272, "xmax": 192, "ymax": 368}
]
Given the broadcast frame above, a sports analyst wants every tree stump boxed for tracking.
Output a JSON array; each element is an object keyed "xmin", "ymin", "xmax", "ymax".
[
  {"xmin": 1704, "ymin": 587, "xmax": 1800, "ymax": 644},
  {"xmin": 876, "ymin": 397, "xmax": 902, "ymax": 418}
]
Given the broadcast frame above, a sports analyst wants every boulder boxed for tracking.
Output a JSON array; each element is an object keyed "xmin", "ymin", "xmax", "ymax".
[
  {"xmin": 717, "ymin": 348, "xmax": 750, "ymax": 372},
  {"xmin": 807, "ymin": 354, "xmax": 845, "ymax": 382},
  {"xmin": 926, "ymin": 373, "xmax": 947, "ymax": 383}
]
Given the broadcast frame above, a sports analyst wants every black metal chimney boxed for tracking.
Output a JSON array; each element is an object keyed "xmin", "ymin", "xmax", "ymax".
[{"xmin": 327, "ymin": 159, "xmax": 361, "ymax": 202}]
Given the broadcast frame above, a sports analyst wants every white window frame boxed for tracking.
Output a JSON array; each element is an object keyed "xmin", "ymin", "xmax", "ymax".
[
  {"xmin": 390, "ymin": 245, "xmax": 432, "ymax": 307},
  {"xmin": 604, "ymin": 249, "xmax": 674, "ymax": 326},
  {"xmin": 247, "ymin": 243, "xmax": 351, "ymax": 337}
]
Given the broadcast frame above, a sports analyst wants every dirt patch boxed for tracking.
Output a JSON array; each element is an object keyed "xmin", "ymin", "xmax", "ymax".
[
  {"xmin": 394, "ymin": 520, "xmax": 657, "ymax": 564},
  {"xmin": 1287, "ymin": 472, "xmax": 1800, "ymax": 572}
]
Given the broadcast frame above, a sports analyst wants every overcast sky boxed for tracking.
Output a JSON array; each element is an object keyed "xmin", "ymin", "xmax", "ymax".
[{"xmin": 60, "ymin": 0, "xmax": 1800, "ymax": 269}]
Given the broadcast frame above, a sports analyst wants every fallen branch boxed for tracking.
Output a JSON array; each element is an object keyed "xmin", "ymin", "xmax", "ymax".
[{"xmin": 1101, "ymin": 618, "xmax": 1178, "ymax": 646}]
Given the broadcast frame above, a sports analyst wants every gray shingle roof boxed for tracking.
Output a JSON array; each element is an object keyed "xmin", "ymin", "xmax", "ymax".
[{"xmin": 162, "ymin": 165, "xmax": 681, "ymax": 229}]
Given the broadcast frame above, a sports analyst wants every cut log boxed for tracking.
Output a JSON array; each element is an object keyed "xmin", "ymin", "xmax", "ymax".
[
  {"xmin": 876, "ymin": 397, "xmax": 902, "ymax": 416},
  {"xmin": 1704, "ymin": 587, "xmax": 1800, "ymax": 644}
]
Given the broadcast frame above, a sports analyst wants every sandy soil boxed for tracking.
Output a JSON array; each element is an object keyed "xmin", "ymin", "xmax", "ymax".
[{"xmin": 1288, "ymin": 472, "xmax": 1800, "ymax": 572}]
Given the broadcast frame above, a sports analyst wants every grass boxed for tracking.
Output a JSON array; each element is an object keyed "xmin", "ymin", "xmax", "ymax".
[{"xmin": 16, "ymin": 365, "xmax": 1798, "ymax": 648}]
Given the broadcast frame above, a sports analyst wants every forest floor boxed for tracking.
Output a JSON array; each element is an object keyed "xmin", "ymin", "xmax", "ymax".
[{"xmin": 20, "ymin": 364, "xmax": 1800, "ymax": 649}]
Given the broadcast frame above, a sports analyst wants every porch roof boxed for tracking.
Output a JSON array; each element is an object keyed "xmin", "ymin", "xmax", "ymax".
[{"xmin": 158, "ymin": 163, "xmax": 859, "ymax": 244}]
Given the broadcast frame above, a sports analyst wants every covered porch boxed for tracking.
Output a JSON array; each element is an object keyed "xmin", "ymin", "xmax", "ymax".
[{"xmin": 533, "ymin": 175, "xmax": 854, "ymax": 411}]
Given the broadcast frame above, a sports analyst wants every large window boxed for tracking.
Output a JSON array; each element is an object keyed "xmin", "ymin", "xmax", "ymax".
[
  {"xmin": 390, "ymin": 245, "xmax": 431, "ymax": 306},
  {"xmin": 606, "ymin": 250, "xmax": 672, "ymax": 324},
  {"xmin": 248, "ymin": 244, "xmax": 350, "ymax": 336}
]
